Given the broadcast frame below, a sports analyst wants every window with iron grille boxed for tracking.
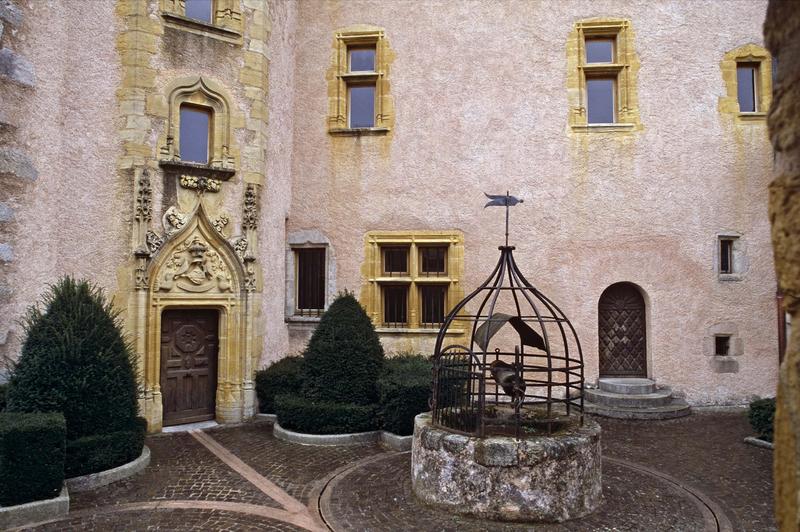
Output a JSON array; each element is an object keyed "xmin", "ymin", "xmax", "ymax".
[
  {"xmin": 295, "ymin": 248, "xmax": 326, "ymax": 316},
  {"xmin": 363, "ymin": 232, "xmax": 463, "ymax": 331}
]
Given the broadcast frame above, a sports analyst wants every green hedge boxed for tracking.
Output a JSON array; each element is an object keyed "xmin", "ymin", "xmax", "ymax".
[
  {"xmin": 66, "ymin": 417, "xmax": 147, "ymax": 478},
  {"xmin": 748, "ymin": 398, "xmax": 775, "ymax": 442},
  {"xmin": 0, "ymin": 383, "xmax": 7, "ymax": 412},
  {"xmin": 379, "ymin": 354, "xmax": 431, "ymax": 436},
  {"xmin": 274, "ymin": 393, "xmax": 378, "ymax": 434},
  {"xmin": 255, "ymin": 357, "xmax": 304, "ymax": 414},
  {"xmin": 0, "ymin": 412, "xmax": 66, "ymax": 506}
]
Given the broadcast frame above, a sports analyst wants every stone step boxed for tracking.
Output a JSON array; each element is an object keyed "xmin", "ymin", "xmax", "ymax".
[
  {"xmin": 598, "ymin": 377, "xmax": 656, "ymax": 395},
  {"xmin": 584, "ymin": 387, "xmax": 673, "ymax": 408},
  {"xmin": 582, "ymin": 399, "xmax": 691, "ymax": 420}
]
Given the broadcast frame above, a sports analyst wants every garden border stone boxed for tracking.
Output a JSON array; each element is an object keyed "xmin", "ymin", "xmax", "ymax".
[
  {"xmin": 0, "ymin": 485, "xmax": 68, "ymax": 529},
  {"xmin": 380, "ymin": 430, "xmax": 412, "ymax": 451},
  {"xmin": 65, "ymin": 445, "xmax": 150, "ymax": 493},
  {"xmin": 743, "ymin": 436, "xmax": 774, "ymax": 450},
  {"xmin": 274, "ymin": 422, "xmax": 380, "ymax": 446}
]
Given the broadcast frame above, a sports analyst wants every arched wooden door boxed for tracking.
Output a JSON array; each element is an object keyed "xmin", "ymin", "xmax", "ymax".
[{"xmin": 598, "ymin": 283, "xmax": 647, "ymax": 377}]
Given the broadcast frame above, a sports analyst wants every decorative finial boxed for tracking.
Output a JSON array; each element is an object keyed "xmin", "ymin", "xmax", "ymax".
[{"xmin": 483, "ymin": 191, "xmax": 524, "ymax": 246}]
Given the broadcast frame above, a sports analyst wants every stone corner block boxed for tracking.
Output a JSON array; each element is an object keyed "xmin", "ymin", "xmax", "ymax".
[
  {"xmin": 0, "ymin": 485, "xmax": 69, "ymax": 530},
  {"xmin": 0, "ymin": 48, "xmax": 35, "ymax": 87},
  {"xmin": 475, "ymin": 437, "xmax": 518, "ymax": 467},
  {"xmin": 0, "ymin": 147, "xmax": 37, "ymax": 182},
  {"xmin": 0, "ymin": 1, "xmax": 23, "ymax": 27},
  {"xmin": 0, "ymin": 243, "xmax": 12, "ymax": 262},
  {"xmin": 0, "ymin": 202, "xmax": 13, "ymax": 222}
]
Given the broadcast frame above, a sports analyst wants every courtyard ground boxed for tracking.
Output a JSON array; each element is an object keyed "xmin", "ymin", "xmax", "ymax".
[{"xmin": 14, "ymin": 411, "xmax": 774, "ymax": 531}]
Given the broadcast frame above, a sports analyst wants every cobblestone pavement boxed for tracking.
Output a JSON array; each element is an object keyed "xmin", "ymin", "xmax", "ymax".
[{"xmin": 20, "ymin": 412, "xmax": 773, "ymax": 531}]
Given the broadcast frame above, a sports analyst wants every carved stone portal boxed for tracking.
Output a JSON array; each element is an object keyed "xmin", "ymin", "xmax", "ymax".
[{"xmin": 156, "ymin": 235, "xmax": 233, "ymax": 293}]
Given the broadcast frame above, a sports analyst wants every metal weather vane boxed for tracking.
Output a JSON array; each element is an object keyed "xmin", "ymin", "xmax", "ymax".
[{"xmin": 484, "ymin": 191, "xmax": 524, "ymax": 246}]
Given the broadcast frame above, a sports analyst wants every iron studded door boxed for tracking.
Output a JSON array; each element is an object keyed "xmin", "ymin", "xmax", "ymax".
[
  {"xmin": 160, "ymin": 309, "xmax": 219, "ymax": 426},
  {"xmin": 598, "ymin": 283, "xmax": 647, "ymax": 377}
]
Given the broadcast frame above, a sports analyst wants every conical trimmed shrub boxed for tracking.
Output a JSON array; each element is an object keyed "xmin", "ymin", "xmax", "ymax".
[
  {"xmin": 302, "ymin": 292, "xmax": 384, "ymax": 405},
  {"xmin": 6, "ymin": 278, "xmax": 140, "ymax": 440}
]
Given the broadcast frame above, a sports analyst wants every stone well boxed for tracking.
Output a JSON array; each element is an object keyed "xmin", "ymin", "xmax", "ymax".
[{"xmin": 411, "ymin": 413, "xmax": 602, "ymax": 522}]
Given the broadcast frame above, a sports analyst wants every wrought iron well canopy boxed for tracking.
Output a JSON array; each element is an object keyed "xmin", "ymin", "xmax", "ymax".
[{"xmin": 431, "ymin": 193, "xmax": 585, "ymax": 438}]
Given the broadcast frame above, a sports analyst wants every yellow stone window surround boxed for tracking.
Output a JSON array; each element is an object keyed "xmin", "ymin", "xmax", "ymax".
[
  {"xmin": 567, "ymin": 18, "xmax": 642, "ymax": 132},
  {"xmin": 360, "ymin": 231, "xmax": 464, "ymax": 334},
  {"xmin": 718, "ymin": 43, "xmax": 772, "ymax": 122},
  {"xmin": 159, "ymin": 76, "xmax": 236, "ymax": 175},
  {"xmin": 328, "ymin": 26, "xmax": 394, "ymax": 136},
  {"xmin": 160, "ymin": 0, "xmax": 243, "ymax": 44}
]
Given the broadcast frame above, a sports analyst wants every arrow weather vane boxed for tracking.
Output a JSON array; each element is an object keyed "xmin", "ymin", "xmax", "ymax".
[{"xmin": 484, "ymin": 191, "xmax": 524, "ymax": 247}]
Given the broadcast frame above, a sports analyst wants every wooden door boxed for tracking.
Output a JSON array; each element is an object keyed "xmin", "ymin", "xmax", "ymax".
[
  {"xmin": 598, "ymin": 283, "xmax": 647, "ymax": 377},
  {"xmin": 160, "ymin": 309, "xmax": 218, "ymax": 426}
]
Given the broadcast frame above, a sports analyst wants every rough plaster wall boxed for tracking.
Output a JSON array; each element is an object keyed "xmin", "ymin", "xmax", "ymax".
[
  {"xmin": 259, "ymin": 0, "xmax": 296, "ymax": 367},
  {"xmin": 287, "ymin": 0, "xmax": 776, "ymax": 404},
  {"xmin": 0, "ymin": 0, "xmax": 125, "ymax": 362},
  {"xmin": 764, "ymin": 1, "xmax": 800, "ymax": 529}
]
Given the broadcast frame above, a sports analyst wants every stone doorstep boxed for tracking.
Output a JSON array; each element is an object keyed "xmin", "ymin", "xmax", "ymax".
[
  {"xmin": 597, "ymin": 378, "xmax": 657, "ymax": 395},
  {"xmin": 584, "ymin": 388, "xmax": 674, "ymax": 408},
  {"xmin": 582, "ymin": 400, "xmax": 691, "ymax": 420},
  {"xmin": 0, "ymin": 485, "xmax": 69, "ymax": 530},
  {"xmin": 65, "ymin": 446, "xmax": 151, "ymax": 493}
]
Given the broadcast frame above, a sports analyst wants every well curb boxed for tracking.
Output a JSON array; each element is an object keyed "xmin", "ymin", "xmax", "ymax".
[
  {"xmin": 66, "ymin": 446, "xmax": 151, "ymax": 493},
  {"xmin": 0, "ymin": 485, "xmax": 69, "ymax": 530},
  {"xmin": 743, "ymin": 436, "xmax": 774, "ymax": 450},
  {"xmin": 273, "ymin": 421, "xmax": 411, "ymax": 449}
]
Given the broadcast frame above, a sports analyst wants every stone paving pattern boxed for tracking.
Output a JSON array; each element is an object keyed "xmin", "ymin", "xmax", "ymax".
[{"xmin": 24, "ymin": 412, "xmax": 774, "ymax": 531}]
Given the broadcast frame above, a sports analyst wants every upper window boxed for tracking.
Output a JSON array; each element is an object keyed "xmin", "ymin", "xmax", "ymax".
[
  {"xmin": 716, "ymin": 233, "xmax": 746, "ymax": 280},
  {"xmin": 328, "ymin": 27, "xmax": 393, "ymax": 135},
  {"xmin": 362, "ymin": 231, "xmax": 464, "ymax": 331},
  {"xmin": 179, "ymin": 105, "xmax": 212, "ymax": 164},
  {"xmin": 160, "ymin": 0, "xmax": 242, "ymax": 43},
  {"xmin": 719, "ymin": 44, "xmax": 772, "ymax": 121},
  {"xmin": 567, "ymin": 19, "xmax": 641, "ymax": 131}
]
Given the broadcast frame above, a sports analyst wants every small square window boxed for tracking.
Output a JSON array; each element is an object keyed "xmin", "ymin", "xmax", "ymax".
[
  {"xmin": 179, "ymin": 105, "xmax": 212, "ymax": 164},
  {"xmin": 184, "ymin": 0, "xmax": 214, "ymax": 23},
  {"xmin": 420, "ymin": 285, "xmax": 447, "ymax": 327},
  {"xmin": 384, "ymin": 285, "xmax": 408, "ymax": 326},
  {"xmin": 420, "ymin": 246, "xmax": 447, "ymax": 275},
  {"xmin": 349, "ymin": 48, "xmax": 376, "ymax": 72},
  {"xmin": 295, "ymin": 248, "xmax": 326, "ymax": 315},
  {"xmin": 586, "ymin": 38, "xmax": 614, "ymax": 63},
  {"xmin": 737, "ymin": 63, "xmax": 758, "ymax": 113},
  {"xmin": 587, "ymin": 78, "xmax": 615, "ymax": 124},
  {"xmin": 719, "ymin": 239, "xmax": 734, "ymax": 274},
  {"xmin": 348, "ymin": 85, "xmax": 376, "ymax": 128},
  {"xmin": 715, "ymin": 335, "xmax": 731, "ymax": 356},
  {"xmin": 383, "ymin": 247, "xmax": 408, "ymax": 275}
]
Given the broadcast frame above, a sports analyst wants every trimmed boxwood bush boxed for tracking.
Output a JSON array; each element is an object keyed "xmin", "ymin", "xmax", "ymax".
[
  {"xmin": 748, "ymin": 397, "xmax": 775, "ymax": 442},
  {"xmin": 255, "ymin": 356, "xmax": 304, "ymax": 414},
  {"xmin": 66, "ymin": 417, "xmax": 146, "ymax": 478},
  {"xmin": 0, "ymin": 412, "xmax": 66, "ymax": 506},
  {"xmin": 302, "ymin": 293, "xmax": 384, "ymax": 405},
  {"xmin": 0, "ymin": 382, "xmax": 7, "ymax": 412},
  {"xmin": 274, "ymin": 394, "xmax": 378, "ymax": 434},
  {"xmin": 379, "ymin": 354, "xmax": 431, "ymax": 436},
  {"xmin": 6, "ymin": 278, "xmax": 143, "ymax": 476}
]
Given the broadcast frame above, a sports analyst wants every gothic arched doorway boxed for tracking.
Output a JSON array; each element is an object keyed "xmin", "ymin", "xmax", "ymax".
[{"xmin": 598, "ymin": 282, "xmax": 647, "ymax": 377}]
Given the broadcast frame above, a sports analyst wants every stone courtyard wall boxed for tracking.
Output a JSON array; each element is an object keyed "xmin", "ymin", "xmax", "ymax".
[{"xmin": 285, "ymin": 0, "xmax": 777, "ymax": 404}]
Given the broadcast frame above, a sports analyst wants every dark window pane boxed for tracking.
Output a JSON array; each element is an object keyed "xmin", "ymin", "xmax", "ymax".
[
  {"xmin": 384, "ymin": 285, "xmax": 408, "ymax": 326},
  {"xmin": 297, "ymin": 248, "xmax": 325, "ymax": 314},
  {"xmin": 383, "ymin": 247, "xmax": 408, "ymax": 274},
  {"xmin": 185, "ymin": 0, "xmax": 213, "ymax": 23},
  {"xmin": 720, "ymin": 239, "xmax": 733, "ymax": 273},
  {"xmin": 586, "ymin": 39, "xmax": 614, "ymax": 63},
  {"xmin": 715, "ymin": 336, "xmax": 730, "ymax": 356},
  {"xmin": 587, "ymin": 78, "xmax": 615, "ymax": 124},
  {"xmin": 180, "ymin": 106, "xmax": 211, "ymax": 164},
  {"xmin": 420, "ymin": 247, "xmax": 447, "ymax": 275},
  {"xmin": 737, "ymin": 65, "xmax": 757, "ymax": 112},
  {"xmin": 349, "ymin": 48, "xmax": 376, "ymax": 72},
  {"xmin": 349, "ymin": 85, "xmax": 375, "ymax": 128},
  {"xmin": 421, "ymin": 285, "xmax": 447, "ymax": 326}
]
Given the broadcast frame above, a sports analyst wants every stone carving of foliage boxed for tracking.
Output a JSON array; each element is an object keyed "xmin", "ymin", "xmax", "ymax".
[
  {"xmin": 146, "ymin": 230, "xmax": 164, "ymax": 254},
  {"xmin": 212, "ymin": 214, "xmax": 230, "ymax": 236},
  {"xmin": 135, "ymin": 170, "xmax": 152, "ymax": 222},
  {"xmin": 163, "ymin": 206, "xmax": 187, "ymax": 235},
  {"xmin": 233, "ymin": 237, "xmax": 248, "ymax": 261},
  {"xmin": 242, "ymin": 183, "xmax": 259, "ymax": 231}
]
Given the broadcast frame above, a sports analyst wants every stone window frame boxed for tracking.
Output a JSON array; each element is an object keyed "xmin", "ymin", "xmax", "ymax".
[
  {"xmin": 285, "ymin": 231, "xmax": 337, "ymax": 322},
  {"xmin": 715, "ymin": 232, "xmax": 748, "ymax": 281},
  {"xmin": 159, "ymin": 76, "xmax": 236, "ymax": 179},
  {"xmin": 361, "ymin": 230, "xmax": 464, "ymax": 334},
  {"xmin": 328, "ymin": 26, "xmax": 393, "ymax": 136},
  {"xmin": 704, "ymin": 322, "xmax": 743, "ymax": 374},
  {"xmin": 567, "ymin": 18, "xmax": 641, "ymax": 132},
  {"xmin": 718, "ymin": 43, "xmax": 772, "ymax": 122},
  {"xmin": 160, "ymin": 0, "xmax": 243, "ymax": 44}
]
